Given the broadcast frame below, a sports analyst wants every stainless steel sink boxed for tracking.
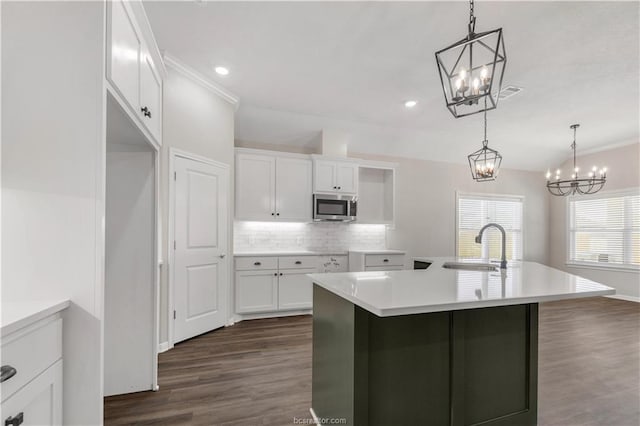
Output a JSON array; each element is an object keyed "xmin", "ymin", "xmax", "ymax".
[{"xmin": 442, "ymin": 261, "xmax": 498, "ymax": 272}]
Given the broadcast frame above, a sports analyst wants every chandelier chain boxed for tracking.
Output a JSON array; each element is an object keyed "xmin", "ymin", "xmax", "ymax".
[
  {"xmin": 468, "ymin": 0, "xmax": 476, "ymax": 34},
  {"xmin": 483, "ymin": 96, "xmax": 488, "ymax": 145}
]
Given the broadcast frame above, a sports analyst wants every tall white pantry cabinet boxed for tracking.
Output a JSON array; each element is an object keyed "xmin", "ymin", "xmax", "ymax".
[{"xmin": 2, "ymin": 0, "xmax": 163, "ymax": 424}]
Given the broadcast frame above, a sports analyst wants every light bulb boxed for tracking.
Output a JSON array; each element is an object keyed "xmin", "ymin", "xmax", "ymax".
[
  {"xmin": 589, "ymin": 172, "xmax": 594, "ymax": 177},
  {"xmin": 574, "ymin": 167, "xmax": 579, "ymax": 173},
  {"xmin": 546, "ymin": 171, "xmax": 551, "ymax": 179},
  {"xmin": 455, "ymin": 79, "xmax": 462, "ymax": 90},
  {"xmin": 459, "ymin": 69, "xmax": 467, "ymax": 80},
  {"xmin": 592, "ymin": 166, "xmax": 597, "ymax": 172},
  {"xmin": 473, "ymin": 78, "xmax": 480, "ymax": 89},
  {"xmin": 603, "ymin": 167, "xmax": 607, "ymax": 173},
  {"xmin": 556, "ymin": 169, "xmax": 561, "ymax": 175},
  {"xmin": 481, "ymin": 66, "xmax": 488, "ymax": 79}
]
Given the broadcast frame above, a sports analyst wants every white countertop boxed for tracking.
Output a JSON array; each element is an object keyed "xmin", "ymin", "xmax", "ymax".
[
  {"xmin": 348, "ymin": 249, "xmax": 406, "ymax": 255},
  {"xmin": 1, "ymin": 299, "xmax": 70, "ymax": 336},
  {"xmin": 307, "ymin": 257, "xmax": 615, "ymax": 317},
  {"xmin": 234, "ymin": 251, "xmax": 348, "ymax": 257}
]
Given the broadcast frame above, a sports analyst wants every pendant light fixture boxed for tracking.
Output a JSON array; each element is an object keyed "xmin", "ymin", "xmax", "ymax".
[
  {"xmin": 468, "ymin": 99, "xmax": 502, "ymax": 181},
  {"xmin": 435, "ymin": 0, "xmax": 507, "ymax": 118},
  {"xmin": 546, "ymin": 124, "xmax": 607, "ymax": 196}
]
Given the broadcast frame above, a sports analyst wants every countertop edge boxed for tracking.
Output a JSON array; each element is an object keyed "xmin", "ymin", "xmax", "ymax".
[
  {"xmin": 234, "ymin": 251, "xmax": 349, "ymax": 257},
  {"xmin": 1, "ymin": 299, "xmax": 71, "ymax": 336}
]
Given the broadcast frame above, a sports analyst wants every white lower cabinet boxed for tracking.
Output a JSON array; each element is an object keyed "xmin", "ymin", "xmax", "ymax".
[
  {"xmin": 235, "ymin": 270, "xmax": 279, "ymax": 314},
  {"xmin": 235, "ymin": 256, "xmax": 332, "ymax": 315},
  {"xmin": 1, "ymin": 360, "xmax": 62, "ymax": 426},
  {"xmin": 1, "ymin": 311, "xmax": 64, "ymax": 426},
  {"xmin": 278, "ymin": 269, "xmax": 315, "ymax": 310}
]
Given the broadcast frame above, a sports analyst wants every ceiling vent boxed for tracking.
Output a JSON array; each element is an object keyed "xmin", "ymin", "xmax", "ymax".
[{"xmin": 497, "ymin": 85, "xmax": 523, "ymax": 100}]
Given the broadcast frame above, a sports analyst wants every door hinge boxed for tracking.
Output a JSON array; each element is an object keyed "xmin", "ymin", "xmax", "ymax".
[
  {"xmin": 174, "ymin": 171, "xmax": 177, "ymax": 180},
  {"xmin": 173, "ymin": 310, "xmax": 176, "ymax": 320},
  {"xmin": 173, "ymin": 240, "xmax": 176, "ymax": 250}
]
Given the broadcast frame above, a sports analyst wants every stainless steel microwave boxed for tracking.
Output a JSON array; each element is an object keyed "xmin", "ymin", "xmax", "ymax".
[{"xmin": 313, "ymin": 194, "xmax": 357, "ymax": 222}]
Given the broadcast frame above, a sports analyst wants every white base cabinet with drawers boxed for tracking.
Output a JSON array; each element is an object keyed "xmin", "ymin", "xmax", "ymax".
[
  {"xmin": 1, "ymin": 306, "xmax": 66, "ymax": 426},
  {"xmin": 348, "ymin": 251, "xmax": 406, "ymax": 272},
  {"xmin": 234, "ymin": 255, "xmax": 347, "ymax": 316}
]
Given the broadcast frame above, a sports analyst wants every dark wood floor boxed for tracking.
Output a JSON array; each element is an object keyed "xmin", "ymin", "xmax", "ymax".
[{"xmin": 105, "ymin": 297, "xmax": 639, "ymax": 426}]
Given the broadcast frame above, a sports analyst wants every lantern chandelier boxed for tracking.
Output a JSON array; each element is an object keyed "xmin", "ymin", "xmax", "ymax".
[
  {"xmin": 546, "ymin": 124, "xmax": 607, "ymax": 196},
  {"xmin": 435, "ymin": 0, "xmax": 506, "ymax": 118},
  {"xmin": 468, "ymin": 99, "xmax": 502, "ymax": 182}
]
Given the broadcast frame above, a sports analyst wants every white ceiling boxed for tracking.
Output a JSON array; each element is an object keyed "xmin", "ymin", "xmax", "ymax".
[{"xmin": 144, "ymin": 1, "xmax": 639, "ymax": 171}]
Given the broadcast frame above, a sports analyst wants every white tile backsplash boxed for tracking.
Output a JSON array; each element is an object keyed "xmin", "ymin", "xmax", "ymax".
[{"xmin": 234, "ymin": 222, "xmax": 387, "ymax": 252}]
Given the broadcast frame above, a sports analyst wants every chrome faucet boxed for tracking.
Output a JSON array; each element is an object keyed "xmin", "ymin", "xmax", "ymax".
[{"xmin": 475, "ymin": 223, "xmax": 508, "ymax": 269}]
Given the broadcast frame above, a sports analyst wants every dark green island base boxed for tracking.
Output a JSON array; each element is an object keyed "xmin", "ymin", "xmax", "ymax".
[{"xmin": 311, "ymin": 285, "xmax": 538, "ymax": 426}]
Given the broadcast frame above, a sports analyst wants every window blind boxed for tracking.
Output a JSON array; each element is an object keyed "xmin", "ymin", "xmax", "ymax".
[
  {"xmin": 569, "ymin": 190, "xmax": 640, "ymax": 268},
  {"xmin": 457, "ymin": 194, "xmax": 524, "ymax": 261}
]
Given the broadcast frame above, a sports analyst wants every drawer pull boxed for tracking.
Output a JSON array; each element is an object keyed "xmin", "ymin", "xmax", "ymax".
[
  {"xmin": 383, "ymin": 259, "xmax": 389, "ymax": 262},
  {"xmin": 295, "ymin": 261, "xmax": 302, "ymax": 265},
  {"xmin": 254, "ymin": 262, "xmax": 261, "ymax": 266},
  {"xmin": 5, "ymin": 412, "xmax": 23, "ymax": 426},
  {"xmin": 0, "ymin": 365, "xmax": 17, "ymax": 383}
]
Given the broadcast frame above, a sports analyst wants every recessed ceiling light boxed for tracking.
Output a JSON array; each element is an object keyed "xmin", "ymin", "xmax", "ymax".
[
  {"xmin": 215, "ymin": 66, "xmax": 229, "ymax": 76},
  {"xmin": 404, "ymin": 100, "xmax": 418, "ymax": 108}
]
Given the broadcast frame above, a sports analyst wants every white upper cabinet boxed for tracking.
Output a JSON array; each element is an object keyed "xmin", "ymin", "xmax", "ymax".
[
  {"xmin": 107, "ymin": 0, "xmax": 163, "ymax": 146},
  {"xmin": 236, "ymin": 153, "xmax": 276, "ymax": 220},
  {"xmin": 235, "ymin": 151, "xmax": 312, "ymax": 222},
  {"xmin": 139, "ymin": 48, "xmax": 162, "ymax": 142},
  {"xmin": 313, "ymin": 158, "xmax": 359, "ymax": 195},
  {"xmin": 275, "ymin": 157, "xmax": 312, "ymax": 221},
  {"xmin": 108, "ymin": 0, "xmax": 140, "ymax": 110}
]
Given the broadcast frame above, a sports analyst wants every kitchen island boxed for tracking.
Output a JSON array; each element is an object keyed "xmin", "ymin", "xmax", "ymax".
[{"xmin": 307, "ymin": 258, "xmax": 614, "ymax": 426}]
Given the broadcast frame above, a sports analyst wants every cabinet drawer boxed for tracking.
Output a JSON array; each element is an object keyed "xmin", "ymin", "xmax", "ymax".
[
  {"xmin": 278, "ymin": 256, "xmax": 320, "ymax": 270},
  {"xmin": 365, "ymin": 254, "xmax": 405, "ymax": 267},
  {"xmin": 235, "ymin": 256, "xmax": 278, "ymax": 271},
  {"xmin": 1, "ymin": 318, "xmax": 62, "ymax": 402},
  {"xmin": 365, "ymin": 265, "xmax": 405, "ymax": 272}
]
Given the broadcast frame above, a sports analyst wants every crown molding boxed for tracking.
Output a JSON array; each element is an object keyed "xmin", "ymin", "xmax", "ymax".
[{"xmin": 163, "ymin": 53, "xmax": 240, "ymax": 108}]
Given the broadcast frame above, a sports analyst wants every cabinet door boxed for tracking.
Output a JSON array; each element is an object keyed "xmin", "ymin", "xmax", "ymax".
[
  {"xmin": 313, "ymin": 160, "xmax": 337, "ymax": 193},
  {"xmin": 139, "ymin": 47, "xmax": 162, "ymax": 143},
  {"xmin": 278, "ymin": 269, "xmax": 315, "ymax": 310},
  {"xmin": 275, "ymin": 157, "xmax": 312, "ymax": 221},
  {"xmin": 108, "ymin": 0, "xmax": 140, "ymax": 110},
  {"xmin": 1, "ymin": 360, "xmax": 62, "ymax": 426},
  {"xmin": 236, "ymin": 154, "xmax": 276, "ymax": 220},
  {"xmin": 235, "ymin": 270, "xmax": 278, "ymax": 313},
  {"xmin": 335, "ymin": 163, "xmax": 358, "ymax": 194}
]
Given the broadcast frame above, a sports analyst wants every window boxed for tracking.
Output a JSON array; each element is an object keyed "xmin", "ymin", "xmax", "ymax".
[
  {"xmin": 457, "ymin": 193, "xmax": 523, "ymax": 261},
  {"xmin": 568, "ymin": 189, "xmax": 640, "ymax": 269}
]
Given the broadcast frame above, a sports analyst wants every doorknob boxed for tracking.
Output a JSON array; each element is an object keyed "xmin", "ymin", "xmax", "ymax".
[{"xmin": 219, "ymin": 254, "xmax": 226, "ymax": 259}]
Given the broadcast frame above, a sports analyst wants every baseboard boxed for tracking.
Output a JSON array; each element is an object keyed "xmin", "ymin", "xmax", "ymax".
[
  {"xmin": 606, "ymin": 294, "xmax": 640, "ymax": 303},
  {"xmin": 157, "ymin": 341, "xmax": 170, "ymax": 353},
  {"xmin": 235, "ymin": 309, "xmax": 312, "ymax": 322}
]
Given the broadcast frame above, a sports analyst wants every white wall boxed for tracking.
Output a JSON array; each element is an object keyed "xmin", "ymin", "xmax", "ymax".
[
  {"xmin": 549, "ymin": 143, "xmax": 640, "ymax": 300},
  {"xmin": 159, "ymin": 66, "xmax": 236, "ymax": 345},
  {"xmin": 352, "ymin": 152, "xmax": 550, "ymax": 265},
  {"xmin": 1, "ymin": 2, "xmax": 105, "ymax": 424}
]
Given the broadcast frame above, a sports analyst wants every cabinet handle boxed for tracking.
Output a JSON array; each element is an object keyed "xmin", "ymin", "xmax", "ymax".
[
  {"xmin": 274, "ymin": 273, "xmax": 278, "ymax": 276},
  {"xmin": 280, "ymin": 273, "xmax": 283, "ymax": 276},
  {"xmin": 0, "ymin": 365, "xmax": 16, "ymax": 383},
  {"xmin": 140, "ymin": 106, "xmax": 151, "ymax": 118},
  {"xmin": 271, "ymin": 213, "xmax": 275, "ymax": 216},
  {"xmin": 383, "ymin": 259, "xmax": 389, "ymax": 262},
  {"xmin": 295, "ymin": 261, "xmax": 302, "ymax": 265},
  {"xmin": 5, "ymin": 412, "xmax": 23, "ymax": 426},
  {"xmin": 219, "ymin": 254, "xmax": 226, "ymax": 259},
  {"xmin": 276, "ymin": 213, "xmax": 280, "ymax": 216},
  {"xmin": 254, "ymin": 262, "xmax": 261, "ymax": 266}
]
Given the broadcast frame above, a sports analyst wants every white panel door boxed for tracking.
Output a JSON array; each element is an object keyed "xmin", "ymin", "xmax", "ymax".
[
  {"xmin": 108, "ymin": 0, "xmax": 140, "ymax": 110},
  {"xmin": 313, "ymin": 160, "xmax": 337, "ymax": 193},
  {"xmin": 174, "ymin": 156, "xmax": 229, "ymax": 343},
  {"xmin": 236, "ymin": 153, "xmax": 276, "ymax": 220},
  {"xmin": 278, "ymin": 269, "xmax": 315, "ymax": 310},
  {"xmin": 276, "ymin": 157, "xmax": 312, "ymax": 221},
  {"xmin": 336, "ymin": 163, "xmax": 358, "ymax": 194}
]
